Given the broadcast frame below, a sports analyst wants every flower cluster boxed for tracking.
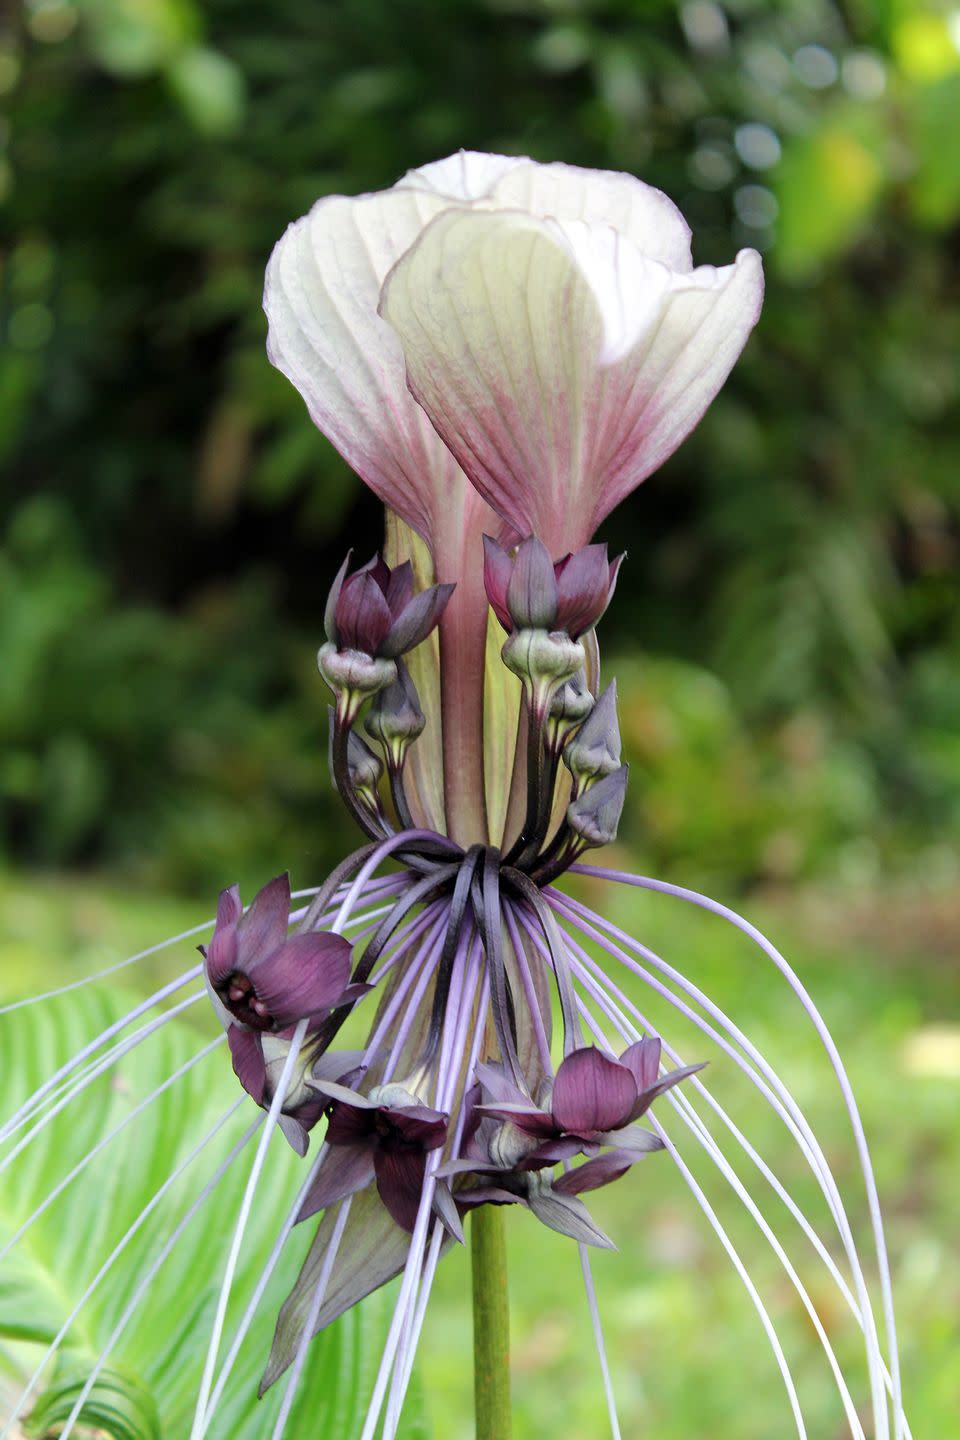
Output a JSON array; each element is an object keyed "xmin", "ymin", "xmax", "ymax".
[{"xmin": 2, "ymin": 152, "xmax": 907, "ymax": 1440}]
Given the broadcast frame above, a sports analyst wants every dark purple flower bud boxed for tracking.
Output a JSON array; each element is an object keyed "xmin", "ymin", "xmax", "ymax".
[
  {"xmin": 563, "ymin": 681, "xmax": 622, "ymax": 785},
  {"xmin": 202, "ymin": 874, "xmax": 353, "ymax": 1033},
  {"xmin": 324, "ymin": 552, "xmax": 454, "ymax": 662},
  {"xmin": 566, "ymin": 763, "xmax": 629, "ymax": 848},
  {"xmin": 483, "ymin": 535, "xmax": 624, "ymax": 640},
  {"xmin": 299, "ymin": 1079, "xmax": 449, "ymax": 1233},
  {"xmin": 364, "ymin": 661, "xmax": 425, "ymax": 768}
]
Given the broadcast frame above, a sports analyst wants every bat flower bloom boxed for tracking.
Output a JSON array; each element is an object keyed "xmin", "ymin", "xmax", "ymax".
[
  {"xmin": 4, "ymin": 152, "xmax": 908, "ymax": 1440},
  {"xmin": 297, "ymin": 1079, "xmax": 451, "ymax": 1234},
  {"xmin": 475, "ymin": 1041, "xmax": 706, "ymax": 1164},
  {"xmin": 202, "ymin": 874, "xmax": 353, "ymax": 1034}
]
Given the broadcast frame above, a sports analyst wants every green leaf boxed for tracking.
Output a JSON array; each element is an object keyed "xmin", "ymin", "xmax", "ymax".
[{"xmin": 0, "ymin": 987, "xmax": 430, "ymax": 1436}]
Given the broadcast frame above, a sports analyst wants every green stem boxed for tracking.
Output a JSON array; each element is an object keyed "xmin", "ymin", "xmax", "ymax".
[{"xmin": 471, "ymin": 1206, "xmax": 513, "ymax": 1440}]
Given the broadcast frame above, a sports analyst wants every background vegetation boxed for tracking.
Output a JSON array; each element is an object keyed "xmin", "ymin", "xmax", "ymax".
[{"xmin": 1, "ymin": 0, "xmax": 957, "ymax": 1434}]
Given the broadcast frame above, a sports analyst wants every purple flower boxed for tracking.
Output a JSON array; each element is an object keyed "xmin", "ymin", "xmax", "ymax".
[
  {"xmin": 202, "ymin": 874, "xmax": 353, "ymax": 1034},
  {"xmin": 324, "ymin": 552, "xmax": 454, "ymax": 661},
  {"xmin": 298, "ymin": 1080, "xmax": 450, "ymax": 1233},
  {"xmin": 476, "ymin": 1040, "xmax": 704, "ymax": 1164},
  {"xmin": 483, "ymin": 535, "xmax": 623, "ymax": 640}
]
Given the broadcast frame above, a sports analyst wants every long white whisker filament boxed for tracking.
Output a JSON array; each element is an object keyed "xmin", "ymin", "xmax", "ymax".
[
  {"xmin": 0, "ymin": 876, "xmax": 400, "ymax": 1022},
  {"xmin": 551, "ymin": 891, "xmax": 892, "ymax": 1437},
  {"xmin": 578, "ymin": 1245, "xmax": 622, "ymax": 1440},
  {"xmin": 200, "ymin": 1141, "xmax": 332, "ymax": 1430},
  {"xmin": 55, "ymin": 1114, "xmax": 264, "ymax": 1440},
  {"xmin": 189, "ymin": 1019, "xmax": 309, "ymax": 1439},
  {"xmin": 383, "ymin": 938, "xmax": 487, "ymax": 1439},
  {"xmin": 571, "ymin": 865, "xmax": 904, "ymax": 1439},
  {"xmin": 571, "ymin": 989, "xmax": 808, "ymax": 1437},
  {"xmin": 0, "ymin": 990, "xmax": 205, "ymax": 1176},
  {"xmin": 0, "ymin": 1097, "xmax": 248, "ymax": 1438},
  {"xmin": 270, "ymin": 1199, "xmax": 353, "ymax": 1439},
  {"xmin": 0, "ymin": 966, "xmax": 204, "ymax": 1142},
  {"xmin": 0, "ymin": 1033, "xmax": 226, "ymax": 1264},
  {"xmin": 562, "ymin": 920, "xmax": 909, "ymax": 1431},
  {"xmin": 567, "ymin": 952, "xmax": 867, "ymax": 1439}
]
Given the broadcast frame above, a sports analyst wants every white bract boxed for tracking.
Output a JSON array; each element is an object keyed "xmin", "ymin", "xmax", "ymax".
[{"xmin": 264, "ymin": 150, "xmax": 763, "ymax": 558}]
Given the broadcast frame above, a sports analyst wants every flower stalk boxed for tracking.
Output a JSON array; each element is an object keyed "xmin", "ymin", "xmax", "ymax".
[{"xmin": 471, "ymin": 1205, "xmax": 513, "ymax": 1440}]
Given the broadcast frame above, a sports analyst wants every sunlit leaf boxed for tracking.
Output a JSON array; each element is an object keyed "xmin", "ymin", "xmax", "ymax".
[{"xmin": 0, "ymin": 988, "xmax": 428, "ymax": 1436}]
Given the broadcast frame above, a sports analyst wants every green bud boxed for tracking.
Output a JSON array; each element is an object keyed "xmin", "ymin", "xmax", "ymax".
[
  {"xmin": 317, "ymin": 641, "xmax": 397, "ymax": 704},
  {"xmin": 502, "ymin": 628, "xmax": 584, "ymax": 692}
]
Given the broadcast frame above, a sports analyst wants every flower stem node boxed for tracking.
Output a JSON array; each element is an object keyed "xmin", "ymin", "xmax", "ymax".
[{"xmin": 566, "ymin": 764, "xmax": 629, "ymax": 849}]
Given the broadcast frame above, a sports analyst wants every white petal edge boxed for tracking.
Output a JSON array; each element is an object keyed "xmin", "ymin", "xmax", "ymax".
[
  {"xmin": 395, "ymin": 150, "xmax": 527, "ymax": 202},
  {"xmin": 491, "ymin": 158, "xmax": 694, "ymax": 272}
]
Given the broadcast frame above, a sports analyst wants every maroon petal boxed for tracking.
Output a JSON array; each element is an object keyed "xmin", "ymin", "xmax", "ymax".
[
  {"xmin": 551, "ymin": 1046, "xmax": 638, "ymax": 1135},
  {"xmin": 358, "ymin": 552, "xmax": 392, "ymax": 594},
  {"xmin": 251, "ymin": 932, "xmax": 352, "ymax": 1029},
  {"xmin": 297, "ymin": 1143, "xmax": 377, "ymax": 1223},
  {"xmin": 381, "ymin": 582, "xmax": 455, "ymax": 658},
  {"xmin": 335, "ymin": 570, "xmax": 394, "ymax": 654},
  {"xmin": 630, "ymin": 1062, "xmax": 708, "ymax": 1120},
  {"xmin": 374, "ymin": 1146, "xmax": 428, "ymax": 1232},
  {"xmin": 473, "ymin": 1103, "xmax": 558, "ymax": 1139},
  {"xmin": 217, "ymin": 884, "xmax": 242, "ymax": 928},
  {"xmin": 506, "ymin": 536, "xmax": 558, "ymax": 629},
  {"xmin": 228, "ymin": 1027, "xmax": 267, "ymax": 1106},
  {"xmin": 621, "ymin": 1036, "xmax": 662, "ymax": 1093},
  {"xmin": 384, "ymin": 1104, "xmax": 448, "ymax": 1150},
  {"xmin": 553, "ymin": 1149, "xmax": 639, "ymax": 1196},
  {"xmin": 325, "ymin": 1097, "xmax": 378, "ymax": 1146},
  {"xmin": 553, "ymin": 543, "xmax": 612, "ymax": 638},
  {"xmin": 482, "ymin": 535, "xmax": 514, "ymax": 631},
  {"xmin": 236, "ymin": 874, "xmax": 291, "ymax": 974},
  {"xmin": 520, "ymin": 1135, "xmax": 586, "ymax": 1167},
  {"xmin": 205, "ymin": 890, "xmax": 240, "ymax": 986},
  {"xmin": 323, "ymin": 551, "xmax": 353, "ymax": 646},
  {"xmin": 384, "ymin": 559, "xmax": 415, "ymax": 618}
]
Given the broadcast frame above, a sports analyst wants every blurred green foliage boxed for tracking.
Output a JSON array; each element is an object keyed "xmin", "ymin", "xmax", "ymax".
[{"xmin": 1, "ymin": 0, "xmax": 958, "ymax": 892}]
